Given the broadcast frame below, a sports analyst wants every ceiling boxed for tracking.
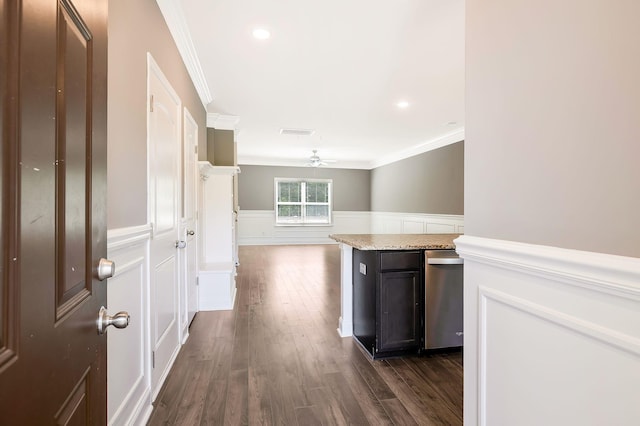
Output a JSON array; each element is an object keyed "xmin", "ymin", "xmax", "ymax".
[{"xmin": 172, "ymin": 0, "xmax": 465, "ymax": 169}]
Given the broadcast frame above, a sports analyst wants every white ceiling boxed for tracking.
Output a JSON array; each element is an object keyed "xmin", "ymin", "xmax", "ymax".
[{"xmin": 176, "ymin": 0, "xmax": 465, "ymax": 169}]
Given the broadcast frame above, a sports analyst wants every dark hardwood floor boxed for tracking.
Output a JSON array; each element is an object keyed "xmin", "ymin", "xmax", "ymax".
[{"xmin": 148, "ymin": 245, "xmax": 462, "ymax": 425}]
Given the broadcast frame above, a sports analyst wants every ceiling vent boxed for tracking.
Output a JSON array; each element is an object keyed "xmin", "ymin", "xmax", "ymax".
[{"xmin": 280, "ymin": 128, "xmax": 315, "ymax": 137}]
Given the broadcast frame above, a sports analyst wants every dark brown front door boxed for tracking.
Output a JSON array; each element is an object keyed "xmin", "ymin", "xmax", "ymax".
[{"xmin": 0, "ymin": 0, "xmax": 108, "ymax": 423}]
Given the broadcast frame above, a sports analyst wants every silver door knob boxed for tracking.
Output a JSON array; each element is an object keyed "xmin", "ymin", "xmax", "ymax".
[
  {"xmin": 97, "ymin": 306, "xmax": 130, "ymax": 335},
  {"xmin": 175, "ymin": 240, "xmax": 186, "ymax": 249},
  {"xmin": 97, "ymin": 258, "xmax": 115, "ymax": 281},
  {"xmin": 187, "ymin": 230, "xmax": 195, "ymax": 236}
]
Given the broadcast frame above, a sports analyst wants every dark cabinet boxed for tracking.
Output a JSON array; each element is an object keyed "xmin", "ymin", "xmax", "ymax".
[
  {"xmin": 378, "ymin": 271, "xmax": 420, "ymax": 352},
  {"xmin": 353, "ymin": 249, "xmax": 422, "ymax": 358}
]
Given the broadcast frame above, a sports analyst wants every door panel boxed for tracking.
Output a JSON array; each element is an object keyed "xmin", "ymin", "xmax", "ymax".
[
  {"xmin": 55, "ymin": 368, "xmax": 91, "ymax": 425},
  {"xmin": 152, "ymin": 105, "xmax": 177, "ymax": 235},
  {"xmin": 155, "ymin": 257, "xmax": 177, "ymax": 338},
  {"xmin": 0, "ymin": 0, "xmax": 19, "ymax": 372},
  {"xmin": 148, "ymin": 55, "xmax": 181, "ymax": 396},
  {"xmin": 0, "ymin": 0, "xmax": 108, "ymax": 423},
  {"xmin": 56, "ymin": 0, "xmax": 92, "ymax": 318}
]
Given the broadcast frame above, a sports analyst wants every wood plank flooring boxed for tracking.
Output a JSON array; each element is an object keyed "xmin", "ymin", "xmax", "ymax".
[{"xmin": 148, "ymin": 245, "xmax": 462, "ymax": 425}]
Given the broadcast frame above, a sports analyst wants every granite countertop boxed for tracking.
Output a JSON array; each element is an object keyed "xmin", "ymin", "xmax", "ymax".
[{"xmin": 329, "ymin": 234, "xmax": 461, "ymax": 250}]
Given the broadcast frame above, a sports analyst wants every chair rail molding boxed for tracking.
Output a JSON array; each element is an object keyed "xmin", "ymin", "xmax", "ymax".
[{"xmin": 455, "ymin": 235, "xmax": 640, "ymax": 300}]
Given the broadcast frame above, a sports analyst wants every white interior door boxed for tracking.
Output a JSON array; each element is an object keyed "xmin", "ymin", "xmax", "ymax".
[
  {"xmin": 182, "ymin": 108, "xmax": 199, "ymax": 332},
  {"xmin": 147, "ymin": 54, "xmax": 181, "ymax": 397}
]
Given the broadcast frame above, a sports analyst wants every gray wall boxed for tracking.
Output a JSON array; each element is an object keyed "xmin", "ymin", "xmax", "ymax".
[
  {"xmin": 207, "ymin": 129, "xmax": 236, "ymax": 166},
  {"xmin": 238, "ymin": 165, "xmax": 371, "ymax": 211},
  {"xmin": 107, "ymin": 0, "xmax": 207, "ymax": 229},
  {"xmin": 466, "ymin": 0, "xmax": 640, "ymax": 257},
  {"xmin": 370, "ymin": 142, "xmax": 464, "ymax": 214}
]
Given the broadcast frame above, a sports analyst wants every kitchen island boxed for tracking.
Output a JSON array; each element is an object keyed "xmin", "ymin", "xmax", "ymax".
[{"xmin": 329, "ymin": 234, "xmax": 461, "ymax": 340}]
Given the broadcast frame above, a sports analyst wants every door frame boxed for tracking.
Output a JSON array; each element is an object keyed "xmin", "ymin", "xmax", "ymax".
[
  {"xmin": 146, "ymin": 52, "xmax": 183, "ymax": 399},
  {"xmin": 181, "ymin": 106, "xmax": 199, "ymax": 339}
]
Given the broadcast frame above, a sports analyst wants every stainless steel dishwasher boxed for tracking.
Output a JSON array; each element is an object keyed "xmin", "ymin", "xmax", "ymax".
[{"xmin": 424, "ymin": 250, "xmax": 464, "ymax": 349}]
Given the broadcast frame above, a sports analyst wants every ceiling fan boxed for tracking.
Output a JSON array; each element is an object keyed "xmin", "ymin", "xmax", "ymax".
[{"xmin": 305, "ymin": 150, "xmax": 337, "ymax": 167}]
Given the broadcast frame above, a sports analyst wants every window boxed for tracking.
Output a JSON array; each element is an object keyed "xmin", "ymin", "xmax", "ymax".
[{"xmin": 275, "ymin": 178, "xmax": 332, "ymax": 225}]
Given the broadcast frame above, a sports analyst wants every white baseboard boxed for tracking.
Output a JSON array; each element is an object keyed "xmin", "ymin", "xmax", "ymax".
[
  {"xmin": 238, "ymin": 210, "xmax": 464, "ymax": 245},
  {"xmin": 455, "ymin": 235, "xmax": 640, "ymax": 426}
]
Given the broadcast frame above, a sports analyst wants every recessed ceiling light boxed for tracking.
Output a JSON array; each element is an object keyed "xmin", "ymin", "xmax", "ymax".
[
  {"xmin": 446, "ymin": 121, "xmax": 458, "ymax": 126},
  {"xmin": 280, "ymin": 128, "xmax": 315, "ymax": 136},
  {"xmin": 396, "ymin": 100, "xmax": 410, "ymax": 109},
  {"xmin": 252, "ymin": 28, "xmax": 271, "ymax": 40}
]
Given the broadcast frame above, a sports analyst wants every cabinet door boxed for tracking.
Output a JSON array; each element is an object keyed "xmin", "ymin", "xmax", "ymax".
[{"xmin": 378, "ymin": 271, "xmax": 420, "ymax": 352}]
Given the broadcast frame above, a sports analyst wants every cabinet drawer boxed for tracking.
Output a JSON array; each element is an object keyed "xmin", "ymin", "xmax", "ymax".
[{"xmin": 379, "ymin": 250, "xmax": 421, "ymax": 271}]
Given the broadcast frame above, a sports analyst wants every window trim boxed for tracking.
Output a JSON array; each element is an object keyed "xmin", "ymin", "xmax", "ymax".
[{"xmin": 274, "ymin": 178, "xmax": 333, "ymax": 226}]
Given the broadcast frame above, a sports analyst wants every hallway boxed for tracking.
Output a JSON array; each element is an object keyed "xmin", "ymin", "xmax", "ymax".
[{"xmin": 148, "ymin": 245, "xmax": 462, "ymax": 425}]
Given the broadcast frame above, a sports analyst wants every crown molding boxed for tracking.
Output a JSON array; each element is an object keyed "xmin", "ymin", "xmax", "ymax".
[
  {"xmin": 368, "ymin": 128, "xmax": 465, "ymax": 169},
  {"xmin": 237, "ymin": 156, "xmax": 371, "ymax": 170},
  {"xmin": 206, "ymin": 113, "xmax": 240, "ymax": 130},
  {"xmin": 155, "ymin": 0, "xmax": 213, "ymax": 106},
  {"xmin": 237, "ymin": 128, "xmax": 465, "ymax": 170}
]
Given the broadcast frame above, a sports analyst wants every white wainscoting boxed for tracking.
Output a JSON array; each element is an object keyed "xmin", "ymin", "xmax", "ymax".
[
  {"xmin": 237, "ymin": 210, "xmax": 464, "ymax": 245},
  {"xmin": 370, "ymin": 211, "xmax": 464, "ymax": 234},
  {"xmin": 107, "ymin": 225, "xmax": 153, "ymax": 426},
  {"xmin": 455, "ymin": 235, "xmax": 640, "ymax": 426},
  {"xmin": 237, "ymin": 210, "xmax": 371, "ymax": 245}
]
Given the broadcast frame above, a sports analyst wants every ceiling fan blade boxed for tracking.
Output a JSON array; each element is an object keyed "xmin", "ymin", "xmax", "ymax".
[{"xmin": 304, "ymin": 149, "xmax": 337, "ymax": 167}]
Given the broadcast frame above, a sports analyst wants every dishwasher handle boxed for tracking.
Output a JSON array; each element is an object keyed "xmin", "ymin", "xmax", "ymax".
[{"xmin": 427, "ymin": 257, "xmax": 464, "ymax": 265}]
